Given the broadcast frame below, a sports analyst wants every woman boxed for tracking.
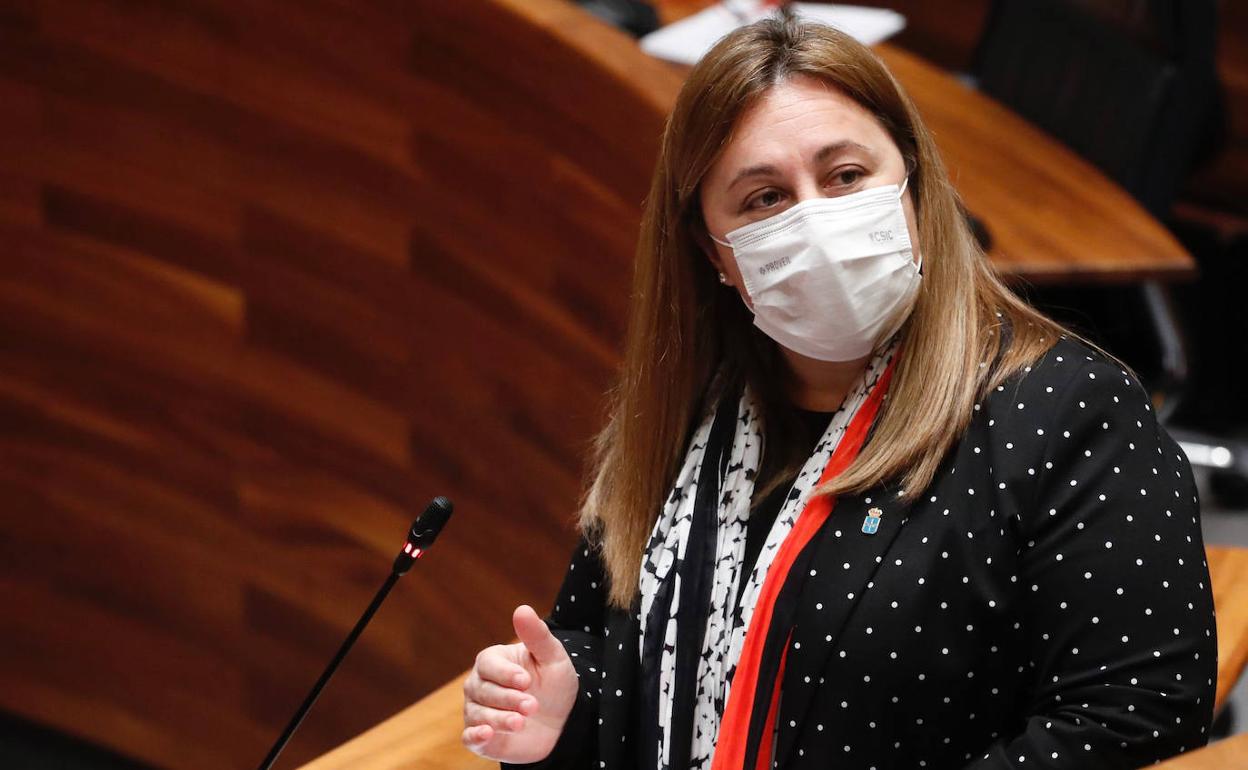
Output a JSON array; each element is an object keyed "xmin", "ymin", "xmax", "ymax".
[{"xmin": 462, "ymin": 11, "xmax": 1217, "ymax": 770}]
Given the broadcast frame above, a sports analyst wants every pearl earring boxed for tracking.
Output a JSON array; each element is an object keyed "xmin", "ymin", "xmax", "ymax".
[{"xmin": 718, "ymin": 272, "xmax": 729, "ymax": 285}]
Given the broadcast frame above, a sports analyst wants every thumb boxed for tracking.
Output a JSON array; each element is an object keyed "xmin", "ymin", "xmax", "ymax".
[{"xmin": 512, "ymin": 604, "xmax": 566, "ymax": 666}]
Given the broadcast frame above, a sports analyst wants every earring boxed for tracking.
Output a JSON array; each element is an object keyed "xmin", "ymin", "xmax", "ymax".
[{"xmin": 718, "ymin": 272, "xmax": 729, "ymax": 285}]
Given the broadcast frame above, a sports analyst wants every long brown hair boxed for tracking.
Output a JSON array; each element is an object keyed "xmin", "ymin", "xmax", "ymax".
[{"xmin": 581, "ymin": 10, "xmax": 1081, "ymax": 609}]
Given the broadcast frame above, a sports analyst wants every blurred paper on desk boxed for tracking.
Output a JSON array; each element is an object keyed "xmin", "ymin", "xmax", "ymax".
[{"xmin": 640, "ymin": 2, "xmax": 906, "ymax": 65}]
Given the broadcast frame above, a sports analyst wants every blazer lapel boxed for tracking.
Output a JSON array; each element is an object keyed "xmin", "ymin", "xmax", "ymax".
[
  {"xmin": 600, "ymin": 598, "xmax": 642, "ymax": 768},
  {"xmin": 772, "ymin": 483, "xmax": 911, "ymax": 769}
]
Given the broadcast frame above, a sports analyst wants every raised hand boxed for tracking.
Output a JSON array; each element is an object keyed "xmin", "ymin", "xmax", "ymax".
[{"xmin": 462, "ymin": 604, "xmax": 579, "ymax": 763}]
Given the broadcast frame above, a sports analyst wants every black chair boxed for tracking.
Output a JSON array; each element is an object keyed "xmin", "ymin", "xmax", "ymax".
[
  {"xmin": 976, "ymin": 0, "xmax": 1217, "ymax": 217},
  {"xmin": 576, "ymin": 0, "xmax": 660, "ymax": 38},
  {"xmin": 971, "ymin": 0, "xmax": 1247, "ymax": 504}
]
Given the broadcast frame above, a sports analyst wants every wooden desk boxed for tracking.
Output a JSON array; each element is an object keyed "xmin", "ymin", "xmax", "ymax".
[
  {"xmin": 303, "ymin": 545, "xmax": 1248, "ymax": 769},
  {"xmin": 1210, "ymin": 545, "xmax": 1248, "ymax": 710},
  {"xmin": 1149, "ymin": 732, "xmax": 1248, "ymax": 769},
  {"xmin": 655, "ymin": 2, "xmax": 1195, "ymax": 284},
  {"xmin": 301, "ymin": 675, "xmax": 491, "ymax": 770}
]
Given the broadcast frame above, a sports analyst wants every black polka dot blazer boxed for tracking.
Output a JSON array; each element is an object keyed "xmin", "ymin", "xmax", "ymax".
[{"xmin": 502, "ymin": 337, "xmax": 1217, "ymax": 770}]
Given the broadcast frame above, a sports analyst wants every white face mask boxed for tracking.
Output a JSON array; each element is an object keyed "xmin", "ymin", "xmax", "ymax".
[{"xmin": 710, "ymin": 177, "xmax": 922, "ymax": 362}]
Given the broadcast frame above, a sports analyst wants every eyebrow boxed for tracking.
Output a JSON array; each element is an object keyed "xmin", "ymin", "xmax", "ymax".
[{"xmin": 726, "ymin": 140, "xmax": 877, "ymax": 190}]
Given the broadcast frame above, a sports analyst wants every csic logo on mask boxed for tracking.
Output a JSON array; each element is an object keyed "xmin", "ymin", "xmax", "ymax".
[{"xmin": 869, "ymin": 230, "xmax": 895, "ymax": 243}]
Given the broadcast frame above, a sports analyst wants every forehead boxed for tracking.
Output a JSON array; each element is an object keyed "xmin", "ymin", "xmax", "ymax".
[{"xmin": 706, "ymin": 74, "xmax": 895, "ymax": 182}]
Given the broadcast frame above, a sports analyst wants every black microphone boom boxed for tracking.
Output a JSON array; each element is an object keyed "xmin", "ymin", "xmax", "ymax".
[{"xmin": 257, "ymin": 496, "xmax": 454, "ymax": 770}]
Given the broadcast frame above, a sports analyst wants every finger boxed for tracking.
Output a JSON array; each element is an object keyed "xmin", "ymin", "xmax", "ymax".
[
  {"xmin": 470, "ymin": 678, "xmax": 538, "ymax": 714},
  {"xmin": 512, "ymin": 604, "xmax": 566, "ymax": 666},
  {"xmin": 464, "ymin": 700, "xmax": 527, "ymax": 733},
  {"xmin": 462, "ymin": 724, "xmax": 517, "ymax": 762},
  {"xmin": 462, "ymin": 669, "xmax": 482, "ymax": 703},
  {"xmin": 461, "ymin": 723, "xmax": 492, "ymax": 750},
  {"xmin": 476, "ymin": 646, "xmax": 530, "ymax": 689}
]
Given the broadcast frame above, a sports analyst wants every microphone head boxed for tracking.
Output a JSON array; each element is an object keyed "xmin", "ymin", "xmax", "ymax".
[{"xmin": 408, "ymin": 496, "xmax": 453, "ymax": 548}]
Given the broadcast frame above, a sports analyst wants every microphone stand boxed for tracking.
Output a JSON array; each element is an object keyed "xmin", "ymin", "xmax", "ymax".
[
  {"xmin": 256, "ymin": 572, "xmax": 401, "ymax": 770},
  {"xmin": 256, "ymin": 496, "xmax": 453, "ymax": 770}
]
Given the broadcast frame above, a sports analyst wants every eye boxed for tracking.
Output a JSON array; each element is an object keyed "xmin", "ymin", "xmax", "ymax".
[
  {"xmin": 831, "ymin": 167, "xmax": 864, "ymax": 187},
  {"xmin": 744, "ymin": 189, "xmax": 785, "ymax": 211}
]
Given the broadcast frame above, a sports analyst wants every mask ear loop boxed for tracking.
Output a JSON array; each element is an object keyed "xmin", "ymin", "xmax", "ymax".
[{"xmin": 896, "ymin": 174, "xmax": 922, "ymax": 276}]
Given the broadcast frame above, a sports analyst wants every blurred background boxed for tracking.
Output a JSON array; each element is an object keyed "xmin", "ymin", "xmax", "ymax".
[{"xmin": 0, "ymin": 0, "xmax": 1244, "ymax": 768}]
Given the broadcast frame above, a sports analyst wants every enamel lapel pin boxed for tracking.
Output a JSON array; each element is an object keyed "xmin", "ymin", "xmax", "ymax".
[{"xmin": 862, "ymin": 506, "xmax": 883, "ymax": 535}]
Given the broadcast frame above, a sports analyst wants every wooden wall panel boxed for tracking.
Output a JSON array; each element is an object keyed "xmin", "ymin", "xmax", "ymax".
[{"xmin": 0, "ymin": 1, "xmax": 684, "ymax": 767}]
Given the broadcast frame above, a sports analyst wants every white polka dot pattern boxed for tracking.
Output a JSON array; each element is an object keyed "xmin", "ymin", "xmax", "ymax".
[{"xmin": 501, "ymin": 337, "xmax": 1216, "ymax": 770}]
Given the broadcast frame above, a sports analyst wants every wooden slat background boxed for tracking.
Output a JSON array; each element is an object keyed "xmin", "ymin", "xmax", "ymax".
[{"xmin": 0, "ymin": 1, "xmax": 684, "ymax": 767}]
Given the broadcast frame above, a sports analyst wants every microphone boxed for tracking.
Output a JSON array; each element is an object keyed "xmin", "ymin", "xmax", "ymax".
[
  {"xmin": 393, "ymin": 495, "xmax": 453, "ymax": 574},
  {"xmin": 257, "ymin": 496, "xmax": 455, "ymax": 770}
]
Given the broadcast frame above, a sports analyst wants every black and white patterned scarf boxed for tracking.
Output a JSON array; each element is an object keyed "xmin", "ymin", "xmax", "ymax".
[{"xmin": 636, "ymin": 340, "xmax": 898, "ymax": 770}]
